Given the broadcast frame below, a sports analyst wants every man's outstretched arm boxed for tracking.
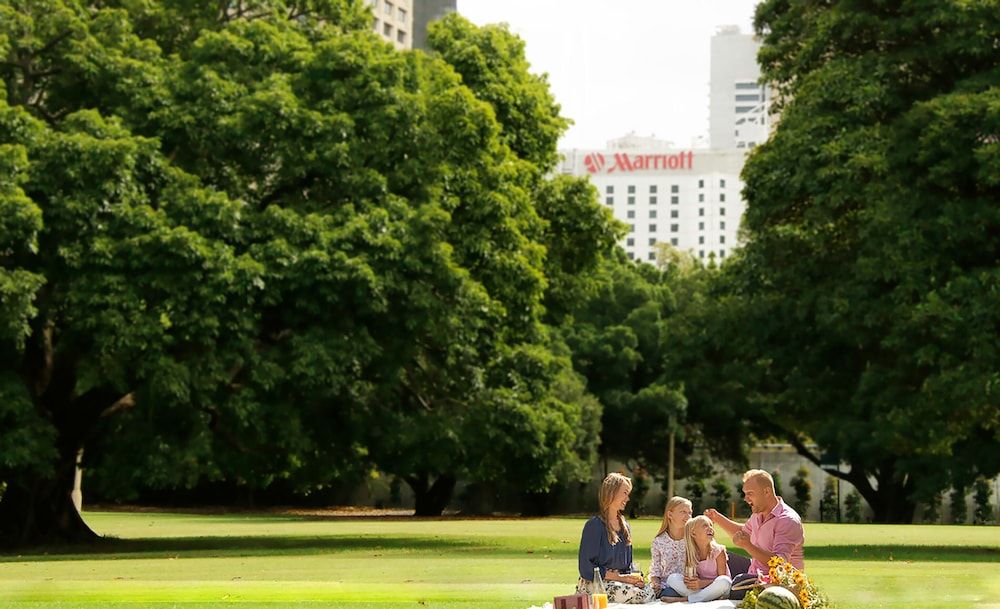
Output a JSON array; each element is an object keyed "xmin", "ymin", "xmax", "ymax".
[{"xmin": 704, "ymin": 508, "xmax": 742, "ymax": 537}]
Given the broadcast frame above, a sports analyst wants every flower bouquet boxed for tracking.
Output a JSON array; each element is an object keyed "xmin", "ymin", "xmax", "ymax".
[{"xmin": 739, "ymin": 556, "xmax": 831, "ymax": 609}]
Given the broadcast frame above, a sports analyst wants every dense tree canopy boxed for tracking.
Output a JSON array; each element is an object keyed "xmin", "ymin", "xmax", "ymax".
[
  {"xmin": 719, "ymin": 0, "xmax": 1000, "ymax": 522},
  {"xmin": 0, "ymin": 1, "xmax": 620, "ymax": 543}
]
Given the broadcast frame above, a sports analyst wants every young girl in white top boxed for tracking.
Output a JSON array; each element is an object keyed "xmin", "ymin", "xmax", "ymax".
[
  {"xmin": 649, "ymin": 496, "xmax": 692, "ymax": 598},
  {"xmin": 666, "ymin": 515, "xmax": 732, "ymax": 602}
]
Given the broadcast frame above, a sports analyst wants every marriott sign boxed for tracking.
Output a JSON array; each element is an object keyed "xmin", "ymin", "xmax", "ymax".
[{"xmin": 583, "ymin": 151, "xmax": 694, "ymax": 174}]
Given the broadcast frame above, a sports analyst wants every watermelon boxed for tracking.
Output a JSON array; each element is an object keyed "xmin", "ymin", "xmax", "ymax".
[{"xmin": 756, "ymin": 586, "xmax": 800, "ymax": 609}]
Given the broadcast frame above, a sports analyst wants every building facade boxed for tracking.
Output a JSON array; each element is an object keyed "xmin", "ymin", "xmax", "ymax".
[
  {"xmin": 412, "ymin": 0, "xmax": 457, "ymax": 49},
  {"xmin": 709, "ymin": 26, "xmax": 769, "ymax": 150},
  {"xmin": 368, "ymin": 0, "xmax": 414, "ymax": 50},
  {"xmin": 559, "ymin": 136, "xmax": 746, "ymax": 263}
]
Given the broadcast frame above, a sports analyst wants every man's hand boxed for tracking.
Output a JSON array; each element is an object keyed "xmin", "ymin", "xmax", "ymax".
[
  {"xmin": 704, "ymin": 508, "xmax": 721, "ymax": 523},
  {"xmin": 732, "ymin": 529, "xmax": 751, "ymax": 549}
]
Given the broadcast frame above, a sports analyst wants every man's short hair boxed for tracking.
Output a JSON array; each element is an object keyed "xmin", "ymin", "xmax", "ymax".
[{"xmin": 742, "ymin": 469, "xmax": 775, "ymax": 494}]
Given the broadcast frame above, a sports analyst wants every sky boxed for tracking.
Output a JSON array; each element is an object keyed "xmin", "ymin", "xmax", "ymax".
[{"xmin": 457, "ymin": 0, "xmax": 760, "ymax": 150}]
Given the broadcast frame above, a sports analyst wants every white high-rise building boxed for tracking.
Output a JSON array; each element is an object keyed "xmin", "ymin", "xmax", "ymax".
[
  {"xmin": 559, "ymin": 136, "xmax": 745, "ymax": 264},
  {"xmin": 709, "ymin": 26, "xmax": 769, "ymax": 150}
]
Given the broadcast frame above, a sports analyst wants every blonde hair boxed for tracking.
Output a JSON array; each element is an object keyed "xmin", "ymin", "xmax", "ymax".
[
  {"xmin": 598, "ymin": 473, "xmax": 633, "ymax": 545},
  {"xmin": 684, "ymin": 515, "xmax": 723, "ymax": 571},
  {"xmin": 742, "ymin": 469, "xmax": 776, "ymax": 495},
  {"xmin": 655, "ymin": 496, "xmax": 693, "ymax": 538}
]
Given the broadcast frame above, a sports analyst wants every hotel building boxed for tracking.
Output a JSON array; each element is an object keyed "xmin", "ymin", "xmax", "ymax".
[
  {"xmin": 559, "ymin": 136, "xmax": 745, "ymax": 263},
  {"xmin": 558, "ymin": 26, "xmax": 769, "ymax": 263}
]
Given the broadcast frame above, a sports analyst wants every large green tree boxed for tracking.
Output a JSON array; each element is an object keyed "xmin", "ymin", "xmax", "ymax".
[
  {"xmin": 0, "ymin": 0, "xmax": 612, "ymax": 541},
  {"xmin": 362, "ymin": 15, "xmax": 618, "ymax": 515},
  {"xmin": 723, "ymin": 0, "xmax": 1000, "ymax": 522},
  {"xmin": 562, "ymin": 256, "xmax": 689, "ymax": 477}
]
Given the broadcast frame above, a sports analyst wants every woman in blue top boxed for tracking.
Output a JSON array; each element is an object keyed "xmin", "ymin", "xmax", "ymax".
[{"xmin": 575, "ymin": 473, "xmax": 656, "ymax": 604}]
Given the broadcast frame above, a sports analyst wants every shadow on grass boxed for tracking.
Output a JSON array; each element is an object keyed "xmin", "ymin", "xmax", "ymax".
[
  {"xmin": 3, "ymin": 537, "xmax": 997, "ymax": 565},
  {"xmin": 805, "ymin": 544, "xmax": 1000, "ymax": 563},
  {"xmin": 0, "ymin": 534, "xmax": 524, "ymax": 562}
]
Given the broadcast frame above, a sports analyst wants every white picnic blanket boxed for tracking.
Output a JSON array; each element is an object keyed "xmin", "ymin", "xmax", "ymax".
[{"xmin": 529, "ymin": 601, "xmax": 739, "ymax": 609}]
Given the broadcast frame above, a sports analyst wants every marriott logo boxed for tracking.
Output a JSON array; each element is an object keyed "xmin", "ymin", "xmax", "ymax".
[{"xmin": 583, "ymin": 151, "xmax": 694, "ymax": 174}]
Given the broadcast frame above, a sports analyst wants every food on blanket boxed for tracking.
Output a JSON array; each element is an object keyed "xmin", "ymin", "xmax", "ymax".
[{"xmin": 756, "ymin": 585, "xmax": 801, "ymax": 609}]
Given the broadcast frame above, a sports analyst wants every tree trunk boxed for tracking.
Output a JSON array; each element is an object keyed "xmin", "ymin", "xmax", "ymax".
[
  {"xmin": 0, "ymin": 444, "xmax": 100, "ymax": 548},
  {"xmin": 407, "ymin": 473, "xmax": 457, "ymax": 516},
  {"xmin": 787, "ymin": 438, "xmax": 917, "ymax": 524}
]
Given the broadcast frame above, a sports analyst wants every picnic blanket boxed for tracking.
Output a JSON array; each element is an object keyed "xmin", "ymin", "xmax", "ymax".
[{"xmin": 529, "ymin": 601, "xmax": 739, "ymax": 609}]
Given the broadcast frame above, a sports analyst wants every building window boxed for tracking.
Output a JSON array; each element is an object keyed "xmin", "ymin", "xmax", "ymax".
[
  {"xmin": 720, "ymin": 207, "xmax": 726, "ymax": 216},
  {"xmin": 605, "ymin": 196, "xmax": 613, "ymax": 205},
  {"xmin": 671, "ymin": 196, "xmax": 679, "ymax": 204},
  {"xmin": 720, "ymin": 235, "xmax": 726, "ymax": 244},
  {"xmin": 649, "ymin": 185, "xmax": 658, "ymax": 193},
  {"xmin": 699, "ymin": 222, "xmax": 705, "ymax": 230},
  {"xmin": 699, "ymin": 193, "xmax": 704, "ymax": 202},
  {"xmin": 629, "ymin": 224, "xmax": 635, "ymax": 233},
  {"xmin": 670, "ymin": 224, "xmax": 679, "ymax": 233},
  {"xmin": 699, "ymin": 236, "xmax": 704, "ymax": 244},
  {"xmin": 671, "ymin": 185, "xmax": 679, "ymax": 194},
  {"xmin": 627, "ymin": 237, "xmax": 634, "ymax": 246},
  {"xmin": 384, "ymin": 1, "xmax": 393, "ymax": 14},
  {"xmin": 649, "ymin": 238, "xmax": 657, "ymax": 246},
  {"xmin": 628, "ymin": 185, "xmax": 636, "ymax": 194},
  {"xmin": 649, "ymin": 224, "xmax": 657, "ymax": 232},
  {"xmin": 628, "ymin": 196, "xmax": 635, "ymax": 205},
  {"xmin": 648, "ymin": 252, "xmax": 656, "ymax": 261},
  {"xmin": 397, "ymin": 29, "xmax": 406, "ymax": 44},
  {"xmin": 720, "ymin": 193, "xmax": 726, "ymax": 202},
  {"xmin": 398, "ymin": 7, "xmax": 406, "ymax": 21},
  {"xmin": 372, "ymin": 17, "xmax": 379, "ymax": 30},
  {"xmin": 627, "ymin": 210, "xmax": 635, "ymax": 219},
  {"xmin": 670, "ymin": 210, "xmax": 678, "ymax": 218},
  {"xmin": 650, "ymin": 196, "xmax": 658, "ymax": 205},
  {"xmin": 699, "ymin": 208, "xmax": 704, "ymax": 216},
  {"xmin": 720, "ymin": 179, "xmax": 726, "ymax": 188},
  {"xmin": 383, "ymin": 22, "xmax": 392, "ymax": 36},
  {"xmin": 735, "ymin": 94, "xmax": 760, "ymax": 102},
  {"xmin": 606, "ymin": 185, "xmax": 614, "ymax": 194},
  {"xmin": 627, "ymin": 251, "xmax": 634, "ymax": 260},
  {"xmin": 720, "ymin": 249, "xmax": 726, "ymax": 257},
  {"xmin": 699, "ymin": 250, "xmax": 705, "ymax": 258},
  {"xmin": 670, "ymin": 238, "xmax": 678, "ymax": 246},
  {"xmin": 735, "ymin": 106, "xmax": 755, "ymax": 113},
  {"xmin": 649, "ymin": 210, "xmax": 658, "ymax": 219},
  {"xmin": 735, "ymin": 82, "xmax": 758, "ymax": 90},
  {"xmin": 720, "ymin": 221, "xmax": 726, "ymax": 230}
]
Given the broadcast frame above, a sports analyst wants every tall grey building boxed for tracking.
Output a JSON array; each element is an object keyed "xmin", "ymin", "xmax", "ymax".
[
  {"xmin": 709, "ymin": 26, "xmax": 769, "ymax": 150},
  {"xmin": 412, "ymin": 0, "xmax": 457, "ymax": 49}
]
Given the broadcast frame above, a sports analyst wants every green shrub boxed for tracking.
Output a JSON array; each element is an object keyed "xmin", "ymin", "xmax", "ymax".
[
  {"xmin": 973, "ymin": 478, "xmax": 994, "ymax": 525},
  {"xmin": 820, "ymin": 477, "xmax": 838, "ymax": 522},
  {"xmin": 790, "ymin": 466, "xmax": 812, "ymax": 517}
]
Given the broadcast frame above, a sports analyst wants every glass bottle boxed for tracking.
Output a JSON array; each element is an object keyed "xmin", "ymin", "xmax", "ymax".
[{"xmin": 593, "ymin": 567, "xmax": 607, "ymax": 595}]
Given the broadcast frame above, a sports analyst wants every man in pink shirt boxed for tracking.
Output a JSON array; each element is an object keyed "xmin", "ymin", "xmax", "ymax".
[{"xmin": 704, "ymin": 469, "xmax": 805, "ymax": 599}]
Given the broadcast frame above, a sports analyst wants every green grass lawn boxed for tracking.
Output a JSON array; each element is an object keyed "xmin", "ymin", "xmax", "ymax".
[{"xmin": 1, "ymin": 511, "xmax": 998, "ymax": 608}]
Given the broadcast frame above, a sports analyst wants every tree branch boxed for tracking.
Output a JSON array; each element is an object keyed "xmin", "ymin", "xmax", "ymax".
[{"xmin": 100, "ymin": 392, "xmax": 136, "ymax": 418}]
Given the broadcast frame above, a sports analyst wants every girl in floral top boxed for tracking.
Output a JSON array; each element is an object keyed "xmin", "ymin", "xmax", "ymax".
[{"xmin": 649, "ymin": 496, "xmax": 692, "ymax": 598}]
